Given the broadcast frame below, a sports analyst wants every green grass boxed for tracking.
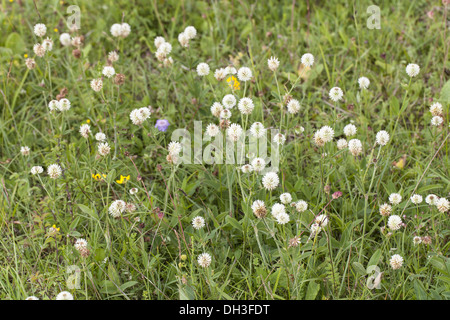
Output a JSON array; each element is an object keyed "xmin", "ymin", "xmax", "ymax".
[{"xmin": 0, "ymin": 0, "xmax": 449, "ymax": 300}]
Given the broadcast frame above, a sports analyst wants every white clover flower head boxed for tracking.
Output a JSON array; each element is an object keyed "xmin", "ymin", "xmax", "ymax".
[
  {"xmin": 410, "ymin": 194, "xmax": 423, "ymax": 205},
  {"xmin": 387, "ymin": 215, "xmax": 402, "ymax": 231},
  {"xmin": 222, "ymin": 94, "xmax": 237, "ymax": 109},
  {"xmin": 262, "ymin": 172, "xmax": 279, "ymax": 191},
  {"xmin": 60, "ymin": 33, "xmax": 71, "ymax": 46},
  {"xmin": 376, "ymin": 130, "xmax": 390, "ymax": 146},
  {"xmin": 111, "ymin": 23, "xmax": 131, "ymax": 38},
  {"xmin": 225, "ymin": 66, "xmax": 237, "ymax": 75},
  {"xmin": 251, "ymin": 200, "xmax": 267, "ymax": 218},
  {"xmin": 295, "ymin": 126, "xmax": 305, "ymax": 135},
  {"xmin": 220, "ymin": 109, "xmax": 232, "ymax": 119},
  {"xmin": 42, "ymin": 37, "xmax": 53, "ymax": 51},
  {"xmin": 47, "ymin": 164, "xmax": 62, "ymax": 179},
  {"xmin": 90, "ymin": 78, "xmax": 103, "ymax": 92},
  {"xmin": 237, "ymin": 67, "xmax": 252, "ymax": 82},
  {"xmin": 154, "ymin": 36, "xmax": 166, "ymax": 49},
  {"xmin": 34, "ymin": 23, "xmax": 47, "ymax": 37},
  {"xmin": 56, "ymin": 291, "xmax": 73, "ymax": 300},
  {"xmin": 436, "ymin": 198, "xmax": 449, "ymax": 213},
  {"xmin": 206, "ymin": 123, "xmax": 220, "ymax": 137},
  {"xmin": 430, "ymin": 102, "xmax": 443, "ymax": 117},
  {"xmin": 163, "ymin": 57, "xmax": 173, "ymax": 67},
  {"xmin": 238, "ymin": 97, "xmax": 254, "ymax": 115},
  {"xmin": 168, "ymin": 141, "xmax": 182, "ymax": 156},
  {"xmin": 210, "ymin": 102, "xmax": 224, "ymax": 117},
  {"xmin": 178, "ymin": 32, "xmax": 190, "ymax": 47},
  {"xmin": 74, "ymin": 238, "xmax": 88, "ymax": 251},
  {"xmin": 249, "ymin": 122, "xmax": 266, "ymax": 139},
  {"xmin": 184, "ymin": 26, "xmax": 197, "ymax": 40},
  {"xmin": 95, "ymin": 132, "xmax": 106, "ymax": 142},
  {"xmin": 310, "ymin": 223, "xmax": 321, "ymax": 236},
  {"xmin": 267, "ymin": 56, "xmax": 280, "ymax": 71},
  {"xmin": 343, "ymin": 124, "xmax": 357, "ymax": 137},
  {"xmin": 108, "ymin": 51, "xmax": 119, "ymax": 62},
  {"xmin": 273, "ymin": 133, "xmax": 286, "ymax": 145},
  {"xmin": 33, "ymin": 43, "xmax": 46, "ymax": 57},
  {"xmin": 214, "ymin": 68, "xmax": 227, "ymax": 81},
  {"xmin": 425, "ymin": 194, "xmax": 438, "ymax": 205},
  {"xmin": 337, "ymin": 139, "xmax": 348, "ymax": 150},
  {"xmin": 329, "ymin": 87, "xmax": 343, "ymax": 102},
  {"xmin": 431, "ymin": 116, "xmax": 443, "ymax": 126},
  {"xmin": 25, "ymin": 296, "xmax": 39, "ymax": 300},
  {"xmin": 120, "ymin": 23, "xmax": 131, "ymax": 37},
  {"xmin": 196, "ymin": 62, "xmax": 210, "ymax": 76},
  {"xmin": 58, "ymin": 98, "xmax": 71, "ymax": 111},
  {"xmin": 79, "ymin": 124, "xmax": 91, "ymax": 139},
  {"xmin": 20, "ymin": 146, "xmax": 30, "ymax": 156},
  {"xmin": 358, "ymin": 77, "xmax": 370, "ymax": 89},
  {"xmin": 129, "ymin": 188, "xmax": 138, "ymax": 195},
  {"xmin": 109, "ymin": 200, "xmax": 126, "ymax": 218},
  {"xmin": 241, "ymin": 164, "xmax": 253, "ymax": 173},
  {"xmin": 197, "ymin": 253, "xmax": 212, "ymax": 268},
  {"xmin": 227, "ymin": 123, "xmax": 243, "ymax": 142},
  {"xmin": 98, "ymin": 142, "xmax": 111, "ymax": 156},
  {"xmin": 318, "ymin": 126, "xmax": 335, "ymax": 143},
  {"xmin": 271, "ymin": 203, "xmax": 286, "ymax": 219},
  {"xmin": 315, "ymin": 214, "xmax": 328, "ymax": 227},
  {"xmin": 130, "ymin": 107, "xmax": 151, "ymax": 126},
  {"xmin": 348, "ymin": 139, "xmax": 363, "ymax": 156},
  {"xmin": 413, "ymin": 236, "xmax": 422, "ymax": 245},
  {"xmin": 110, "ymin": 23, "xmax": 123, "ymax": 37},
  {"xmin": 25, "ymin": 58, "xmax": 36, "ymax": 70},
  {"xmin": 251, "ymin": 157, "xmax": 266, "ymax": 172},
  {"xmin": 313, "ymin": 130, "xmax": 325, "ymax": 147},
  {"xmin": 389, "ymin": 193, "xmax": 402, "ymax": 205},
  {"xmin": 295, "ymin": 200, "xmax": 308, "ymax": 213},
  {"xmin": 280, "ymin": 193, "xmax": 292, "ymax": 205},
  {"xmin": 192, "ymin": 216, "xmax": 205, "ymax": 230},
  {"xmin": 287, "ymin": 99, "xmax": 301, "ymax": 114},
  {"xmin": 102, "ymin": 66, "xmax": 115, "ymax": 78},
  {"xmin": 31, "ymin": 166, "xmax": 44, "ymax": 175},
  {"xmin": 406, "ymin": 63, "xmax": 420, "ymax": 77},
  {"xmin": 379, "ymin": 203, "xmax": 392, "ymax": 217},
  {"xmin": 390, "ymin": 254, "xmax": 404, "ymax": 270},
  {"xmin": 276, "ymin": 212, "xmax": 290, "ymax": 225},
  {"xmin": 71, "ymin": 36, "xmax": 83, "ymax": 47},
  {"xmin": 156, "ymin": 42, "xmax": 172, "ymax": 60},
  {"xmin": 301, "ymin": 53, "xmax": 314, "ymax": 67}
]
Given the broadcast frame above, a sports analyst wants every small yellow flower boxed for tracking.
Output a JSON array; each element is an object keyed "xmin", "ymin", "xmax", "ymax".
[
  {"xmin": 52, "ymin": 224, "xmax": 60, "ymax": 232},
  {"xmin": 226, "ymin": 76, "xmax": 240, "ymax": 90},
  {"xmin": 92, "ymin": 173, "xmax": 106, "ymax": 181},
  {"xmin": 86, "ymin": 119, "xmax": 90, "ymax": 123},
  {"xmin": 24, "ymin": 54, "xmax": 28, "ymax": 58},
  {"xmin": 116, "ymin": 175, "xmax": 130, "ymax": 184},
  {"xmin": 54, "ymin": 28, "xmax": 58, "ymax": 32}
]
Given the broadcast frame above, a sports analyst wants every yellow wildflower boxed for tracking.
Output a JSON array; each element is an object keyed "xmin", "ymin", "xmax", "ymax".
[
  {"xmin": 226, "ymin": 76, "xmax": 240, "ymax": 90},
  {"xmin": 116, "ymin": 175, "xmax": 130, "ymax": 184}
]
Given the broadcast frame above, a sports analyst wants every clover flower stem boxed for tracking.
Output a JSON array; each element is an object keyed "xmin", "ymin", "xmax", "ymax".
[
  {"xmin": 325, "ymin": 221, "xmax": 337, "ymax": 296},
  {"xmin": 11, "ymin": 68, "xmax": 30, "ymax": 110},
  {"xmin": 390, "ymin": 78, "xmax": 412, "ymax": 145},
  {"xmin": 46, "ymin": 58, "xmax": 53, "ymax": 98},
  {"xmin": 208, "ymin": 78, "xmax": 218, "ymax": 100},
  {"xmin": 226, "ymin": 165, "xmax": 233, "ymax": 216},
  {"xmin": 274, "ymin": 72, "xmax": 283, "ymax": 131},
  {"xmin": 359, "ymin": 145, "xmax": 382, "ymax": 263}
]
